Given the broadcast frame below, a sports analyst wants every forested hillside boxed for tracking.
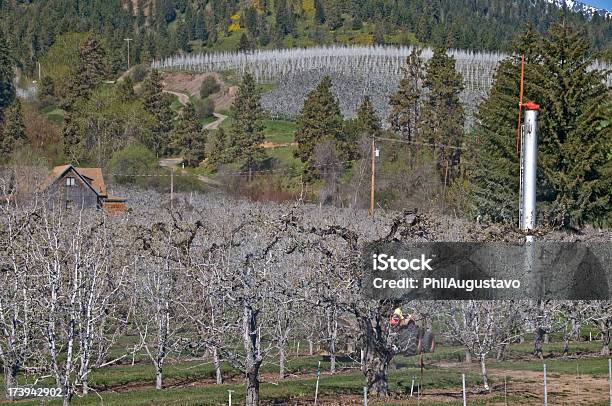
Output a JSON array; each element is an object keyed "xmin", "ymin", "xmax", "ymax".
[{"xmin": 1, "ymin": 0, "xmax": 611, "ymax": 75}]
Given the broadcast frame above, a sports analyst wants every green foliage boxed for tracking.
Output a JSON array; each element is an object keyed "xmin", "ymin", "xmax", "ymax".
[
  {"xmin": 194, "ymin": 97, "xmax": 215, "ymax": 118},
  {"xmin": 420, "ymin": 47, "xmax": 464, "ymax": 183},
  {"xmin": 294, "ymin": 76, "xmax": 344, "ymax": 177},
  {"xmin": 109, "ymin": 143, "xmax": 159, "ymax": 187},
  {"xmin": 228, "ymin": 72, "xmax": 266, "ymax": 177},
  {"xmin": 466, "ymin": 23, "xmax": 611, "ymax": 228},
  {"xmin": 237, "ymin": 33, "xmax": 254, "ymax": 52},
  {"xmin": 141, "ymin": 70, "xmax": 174, "ymax": 155},
  {"xmin": 314, "ymin": 0, "xmax": 326, "ymax": 24},
  {"xmin": 171, "ymin": 102, "xmax": 207, "ymax": 167},
  {"xmin": 131, "ymin": 65, "xmax": 149, "ymax": 83},
  {"xmin": 205, "ymin": 128, "xmax": 228, "ymax": 170},
  {"xmin": 0, "ymin": 99, "xmax": 27, "ymax": 158},
  {"xmin": 63, "ymin": 86, "xmax": 155, "ymax": 167},
  {"xmin": 64, "ymin": 34, "xmax": 108, "ymax": 107},
  {"xmin": 0, "ymin": 34, "xmax": 14, "ymax": 118},
  {"xmin": 199, "ymin": 76, "xmax": 221, "ymax": 99},
  {"xmin": 534, "ymin": 24, "xmax": 611, "ymax": 228},
  {"xmin": 389, "ymin": 47, "xmax": 424, "ymax": 141}
]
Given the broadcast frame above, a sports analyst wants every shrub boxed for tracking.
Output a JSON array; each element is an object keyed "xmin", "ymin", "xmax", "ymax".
[
  {"xmin": 194, "ymin": 97, "xmax": 215, "ymax": 118},
  {"xmin": 200, "ymin": 76, "xmax": 220, "ymax": 98},
  {"xmin": 108, "ymin": 144, "xmax": 158, "ymax": 188},
  {"xmin": 131, "ymin": 64, "xmax": 148, "ymax": 83}
]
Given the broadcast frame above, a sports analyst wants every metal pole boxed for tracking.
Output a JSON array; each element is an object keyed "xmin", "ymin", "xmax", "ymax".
[
  {"xmin": 228, "ymin": 389, "xmax": 234, "ymax": 406},
  {"xmin": 543, "ymin": 363, "xmax": 548, "ymax": 406},
  {"xmin": 608, "ymin": 358, "xmax": 612, "ymax": 406},
  {"xmin": 519, "ymin": 104, "xmax": 539, "ymax": 231},
  {"xmin": 462, "ymin": 373, "xmax": 467, "ymax": 406},
  {"xmin": 410, "ymin": 378, "xmax": 415, "ymax": 397},
  {"xmin": 124, "ymin": 38, "xmax": 133, "ymax": 70},
  {"xmin": 369, "ymin": 139, "xmax": 376, "ymax": 217},
  {"xmin": 314, "ymin": 360, "xmax": 321, "ymax": 405},
  {"xmin": 363, "ymin": 386, "xmax": 368, "ymax": 406}
]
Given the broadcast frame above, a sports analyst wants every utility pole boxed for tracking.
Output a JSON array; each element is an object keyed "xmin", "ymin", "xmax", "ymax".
[
  {"xmin": 519, "ymin": 102, "xmax": 540, "ymax": 232},
  {"xmin": 170, "ymin": 167, "xmax": 174, "ymax": 210},
  {"xmin": 124, "ymin": 38, "xmax": 133, "ymax": 70},
  {"xmin": 369, "ymin": 139, "xmax": 376, "ymax": 217}
]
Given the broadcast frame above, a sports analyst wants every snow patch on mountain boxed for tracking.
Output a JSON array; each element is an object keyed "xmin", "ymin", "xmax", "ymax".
[{"xmin": 545, "ymin": 0, "xmax": 612, "ymax": 18}]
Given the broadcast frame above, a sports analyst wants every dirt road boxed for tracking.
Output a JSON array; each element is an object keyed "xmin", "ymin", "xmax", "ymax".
[
  {"xmin": 162, "ymin": 89, "xmax": 189, "ymax": 105},
  {"xmin": 203, "ymin": 112, "xmax": 227, "ymax": 130}
]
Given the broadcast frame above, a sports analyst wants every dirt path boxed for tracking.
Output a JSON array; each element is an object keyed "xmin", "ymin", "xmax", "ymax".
[
  {"xmin": 203, "ymin": 112, "xmax": 227, "ymax": 130},
  {"xmin": 162, "ymin": 89, "xmax": 189, "ymax": 105}
]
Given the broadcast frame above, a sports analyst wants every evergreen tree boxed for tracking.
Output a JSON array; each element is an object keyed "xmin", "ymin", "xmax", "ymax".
[
  {"xmin": 206, "ymin": 127, "xmax": 227, "ymax": 169},
  {"xmin": 419, "ymin": 47, "xmax": 464, "ymax": 185},
  {"xmin": 238, "ymin": 33, "xmax": 254, "ymax": 52},
  {"xmin": 314, "ymin": 0, "xmax": 326, "ymax": 24},
  {"xmin": 295, "ymin": 76, "xmax": 344, "ymax": 177},
  {"xmin": 64, "ymin": 34, "xmax": 108, "ymax": 106},
  {"xmin": 388, "ymin": 47, "xmax": 424, "ymax": 141},
  {"xmin": 465, "ymin": 24, "xmax": 610, "ymax": 228},
  {"xmin": 534, "ymin": 23, "xmax": 611, "ymax": 227},
  {"xmin": 0, "ymin": 35, "xmax": 14, "ymax": 119},
  {"xmin": 0, "ymin": 99, "xmax": 26, "ymax": 158},
  {"xmin": 355, "ymin": 96, "xmax": 381, "ymax": 137},
  {"xmin": 176, "ymin": 20, "xmax": 191, "ymax": 52},
  {"xmin": 171, "ymin": 102, "xmax": 206, "ymax": 167},
  {"xmin": 141, "ymin": 70, "xmax": 174, "ymax": 155},
  {"xmin": 229, "ymin": 72, "xmax": 266, "ymax": 180},
  {"xmin": 195, "ymin": 10, "xmax": 209, "ymax": 42}
]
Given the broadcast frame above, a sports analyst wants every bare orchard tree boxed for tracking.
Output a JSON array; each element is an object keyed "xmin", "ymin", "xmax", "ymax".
[
  {"xmin": 0, "ymin": 201, "xmax": 42, "ymax": 400},
  {"xmin": 28, "ymin": 207, "xmax": 128, "ymax": 406},
  {"xmin": 441, "ymin": 301, "xmax": 522, "ymax": 391},
  {"xmin": 130, "ymin": 214, "xmax": 200, "ymax": 390},
  {"xmin": 181, "ymin": 209, "xmax": 303, "ymax": 406},
  {"xmin": 583, "ymin": 301, "xmax": 612, "ymax": 356},
  {"xmin": 301, "ymin": 212, "xmax": 430, "ymax": 397},
  {"xmin": 522, "ymin": 300, "xmax": 564, "ymax": 359}
]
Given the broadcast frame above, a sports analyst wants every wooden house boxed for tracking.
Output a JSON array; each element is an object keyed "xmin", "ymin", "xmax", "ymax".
[{"xmin": 45, "ymin": 165, "xmax": 126, "ymax": 212}]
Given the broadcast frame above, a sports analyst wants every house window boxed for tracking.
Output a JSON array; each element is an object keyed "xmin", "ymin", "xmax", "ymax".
[{"xmin": 66, "ymin": 177, "xmax": 75, "ymax": 187}]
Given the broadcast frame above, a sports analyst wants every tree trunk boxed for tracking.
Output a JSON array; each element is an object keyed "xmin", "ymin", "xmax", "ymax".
[
  {"xmin": 243, "ymin": 303, "xmax": 261, "ymax": 406},
  {"xmin": 308, "ymin": 339, "xmax": 314, "ymax": 356},
  {"xmin": 534, "ymin": 327, "xmax": 545, "ymax": 359},
  {"xmin": 496, "ymin": 343, "xmax": 507, "ymax": 361},
  {"xmin": 4, "ymin": 365, "xmax": 18, "ymax": 401},
  {"xmin": 155, "ymin": 362, "xmax": 163, "ymax": 390},
  {"xmin": 246, "ymin": 369, "xmax": 259, "ymax": 406},
  {"xmin": 279, "ymin": 346, "xmax": 286, "ymax": 380},
  {"xmin": 364, "ymin": 351, "xmax": 391, "ymax": 396},
  {"xmin": 601, "ymin": 321, "xmax": 610, "ymax": 356},
  {"xmin": 480, "ymin": 354, "xmax": 490, "ymax": 391},
  {"xmin": 212, "ymin": 346, "xmax": 223, "ymax": 384},
  {"xmin": 326, "ymin": 306, "xmax": 337, "ymax": 374}
]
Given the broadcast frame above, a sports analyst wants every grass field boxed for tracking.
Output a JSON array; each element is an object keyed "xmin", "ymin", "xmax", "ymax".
[{"xmin": 3, "ymin": 339, "xmax": 612, "ymax": 405}]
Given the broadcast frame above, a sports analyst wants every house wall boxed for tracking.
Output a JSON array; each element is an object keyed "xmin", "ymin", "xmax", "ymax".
[{"xmin": 49, "ymin": 169, "xmax": 99, "ymax": 209}]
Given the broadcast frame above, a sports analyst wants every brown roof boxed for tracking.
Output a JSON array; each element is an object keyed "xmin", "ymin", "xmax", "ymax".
[{"xmin": 74, "ymin": 167, "xmax": 107, "ymax": 196}]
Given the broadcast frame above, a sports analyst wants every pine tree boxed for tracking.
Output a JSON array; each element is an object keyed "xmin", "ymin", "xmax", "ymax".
[
  {"xmin": 205, "ymin": 127, "xmax": 227, "ymax": 169},
  {"xmin": 419, "ymin": 46, "xmax": 464, "ymax": 185},
  {"xmin": 0, "ymin": 35, "xmax": 15, "ymax": 120},
  {"xmin": 171, "ymin": 102, "xmax": 206, "ymax": 167},
  {"xmin": 238, "ymin": 33, "xmax": 253, "ymax": 52},
  {"xmin": 0, "ymin": 99, "xmax": 26, "ymax": 158},
  {"xmin": 314, "ymin": 0, "xmax": 326, "ymax": 24},
  {"xmin": 534, "ymin": 23, "xmax": 611, "ymax": 227},
  {"xmin": 356, "ymin": 96, "xmax": 381, "ymax": 138},
  {"xmin": 229, "ymin": 72, "xmax": 266, "ymax": 180},
  {"xmin": 176, "ymin": 20, "xmax": 191, "ymax": 52},
  {"xmin": 465, "ymin": 24, "xmax": 610, "ymax": 228},
  {"xmin": 142, "ymin": 69, "xmax": 174, "ymax": 155},
  {"xmin": 64, "ymin": 34, "xmax": 108, "ymax": 107},
  {"xmin": 389, "ymin": 47, "xmax": 424, "ymax": 141},
  {"xmin": 295, "ymin": 76, "xmax": 344, "ymax": 177}
]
